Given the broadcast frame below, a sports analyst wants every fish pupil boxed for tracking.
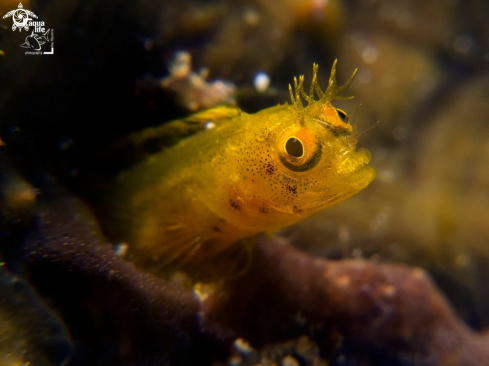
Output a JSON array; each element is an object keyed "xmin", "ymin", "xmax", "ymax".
[
  {"xmin": 285, "ymin": 138, "xmax": 304, "ymax": 158},
  {"xmin": 337, "ymin": 109, "xmax": 348, "ymax": 123}
]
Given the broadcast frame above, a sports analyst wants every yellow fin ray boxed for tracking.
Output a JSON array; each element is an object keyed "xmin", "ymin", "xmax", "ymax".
[{"xmin": 129, "ymin": 104, "xmax": 242, "ymax": 149}]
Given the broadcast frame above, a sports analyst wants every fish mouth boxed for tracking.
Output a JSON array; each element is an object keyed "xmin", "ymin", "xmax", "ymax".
[
  {"xmin": 340, "ymin": 147, "xmax": 376, "ymax": 191},
  {"xmin": 336, "ymin": 147, "xmax": 373, "ymax": 177},
  {"xmin": 349, "ymin": 163, "xmax": 376, "ymax": 184},
  {"xmin": 355, "ymin": 147, "xmax": 372, "ymax": 166},
  {"xmin": 302, "ymin": 150, "xmax": 375, "ymax": 211},
  {"xmin": 347, "ymin": 152, "xmax": 376, "ymax": 190},
  {"xmin": 348, "ymin": 162, "xmax": 369, "ymax": 176}
]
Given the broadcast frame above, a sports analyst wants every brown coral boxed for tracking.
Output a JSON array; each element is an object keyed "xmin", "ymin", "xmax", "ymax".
[{"xmin": 21, "ymin": 183, "xmax": 489, "ymax": 365}]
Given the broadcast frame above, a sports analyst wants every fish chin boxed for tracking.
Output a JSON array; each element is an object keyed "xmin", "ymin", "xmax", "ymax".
[
  {"xmin": 339, "ymin": 164, "xmax": 376, "ymax": 202},
  {"xmin": 349, "ymin": 147, "xmax": 375, "ymax": 186},
  {"xmin": 322, "ymin": 154, "xmax": 375, "ymax": 207},
  {"xmin": 300, "ymin": 164, "xmax": 375, "ymax": 213}
]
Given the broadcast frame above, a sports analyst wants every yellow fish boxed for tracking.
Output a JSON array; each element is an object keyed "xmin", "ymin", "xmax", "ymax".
[{"xmin": 107, "ymin": 61, "xmax": 376, "ymax": 270}]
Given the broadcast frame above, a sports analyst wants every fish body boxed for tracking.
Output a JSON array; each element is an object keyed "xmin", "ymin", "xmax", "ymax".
[{"xmin": 109, "ymin": 61, "xmax": 376, "ymax": 267}]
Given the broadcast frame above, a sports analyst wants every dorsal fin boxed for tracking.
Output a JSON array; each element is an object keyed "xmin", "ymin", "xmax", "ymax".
[{"xmin": 128, "ymin": 104, "xmax": 242, "ymax": 152}]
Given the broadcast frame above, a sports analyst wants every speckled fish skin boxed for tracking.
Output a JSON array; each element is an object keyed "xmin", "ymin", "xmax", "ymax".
[{"xmin": 110, "ymin": 61, "xmax": 376, "ymax": 265}]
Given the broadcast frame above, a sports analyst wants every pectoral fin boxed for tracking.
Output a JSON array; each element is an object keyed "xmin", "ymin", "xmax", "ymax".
[{"xmin": 147, "ymin": 222, "xmax": 206, "ymax": 270}]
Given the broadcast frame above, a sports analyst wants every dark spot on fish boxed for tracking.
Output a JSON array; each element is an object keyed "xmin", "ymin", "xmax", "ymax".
[
  {"xmin": 213, "ymin": 225, "xmax": 221, "ymax": 232},
  {"xmin": 229, "ymin": 198, "xmax": 241, "ymax": 211},
  {"xmin": 285, "ymin": 184, "xmax": 298, "ymax": 195},
  {"xmin": 293, "ymin": 205, "xmax": 302, "ymax": 213},
  {"xmin": 258, "ymin": 203, "xmax": 269, "ymax": 214},
  {"xmin": 265, "ymin": 163, "xmax": 276, "ymax": 176}
]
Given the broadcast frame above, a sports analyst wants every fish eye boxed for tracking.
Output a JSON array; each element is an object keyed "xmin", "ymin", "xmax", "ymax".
[
  {"xmin": 278, "ymin": 129, "xmax": 322, "ymax": 172},
  {"xmin": 336, "ymin": 108, "xmax": 348, "ymax": 123},
  {"xmin": 285, "ymin": 137, "xmax": 304, "ymax": 158}
]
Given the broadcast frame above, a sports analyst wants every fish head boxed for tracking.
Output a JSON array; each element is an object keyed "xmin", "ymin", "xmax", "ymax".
[{"xmin": 246, "ymin": 62, "xmax": 376, "ymax": 226}]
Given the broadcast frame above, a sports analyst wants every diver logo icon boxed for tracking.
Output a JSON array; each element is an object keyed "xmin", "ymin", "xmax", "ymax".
[{"xmin": 2, "ymin": 3, "xmax": 37, "ymax": 32}]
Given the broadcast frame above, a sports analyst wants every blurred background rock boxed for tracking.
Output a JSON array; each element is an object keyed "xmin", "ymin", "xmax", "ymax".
[{"xmin": 1, "ymin": 0, "xmax": 489, "ymax": 363}]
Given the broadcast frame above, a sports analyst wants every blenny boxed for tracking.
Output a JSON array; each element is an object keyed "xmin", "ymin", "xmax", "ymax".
[{"xmin": 107, "ymin": 61, "xmax": 376, "ymax": 270}]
